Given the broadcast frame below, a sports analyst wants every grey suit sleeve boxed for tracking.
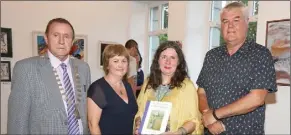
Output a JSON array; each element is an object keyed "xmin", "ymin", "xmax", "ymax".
[
  {"xmin": 7, "ymin": 61, "xmax": 31, "ymax": 134},
  {"xmin": 86, "ymin": 63, "xmax": 91, "ymax": 90},
  {"xmin": 84, "ymin": 63, "xmax": 91, "ymax": 134}
]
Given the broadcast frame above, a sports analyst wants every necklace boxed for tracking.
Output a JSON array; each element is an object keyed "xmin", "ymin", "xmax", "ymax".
[
  {"xmin": 116, "ymin": 82, "xmax": 124, "ymax": 95},
  {"xmin": 115, "ymin": 83, "xmax": 124, "ymax": 95},
  {"xmin": 155, "ymin": 84, "xmax": 170, "ymax": 101}
]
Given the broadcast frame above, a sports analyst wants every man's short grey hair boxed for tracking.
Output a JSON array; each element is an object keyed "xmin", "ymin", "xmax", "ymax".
[{"xmin": 220, "ymin": 1, "xmax": 249, "ymax": 21}]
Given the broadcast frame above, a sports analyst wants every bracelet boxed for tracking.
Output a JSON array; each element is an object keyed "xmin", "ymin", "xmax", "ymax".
[
  {"xmin": 178, "ymin": 127, "xmax": 187, "ymax": 135},
  {"xmin": 212, "ymin": 109, "xmax": 221, "ymax": 121}
]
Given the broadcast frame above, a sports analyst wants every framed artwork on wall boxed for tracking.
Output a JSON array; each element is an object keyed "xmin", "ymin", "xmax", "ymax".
[
  {"xmin": 32, "ymin": 31, "xmax": 47, "ymax": 56},
  {"xmin": 265, "ymin": 19, "xmax": 290, "ymax": 86},
  {"xmin": 71, "ymin": 34, "xmax": 88, "ymax": 61},
  {"xmin": 98, "ymin": 41, "xmax": 119, "ymax": 67},
  {"xmin": 1, "ymin": 27, "xmax": 13, "ymax": 57},
  {"xmin": 1, "ymin": 61, "xmax": 11, "ymax": 82},
  {"xmin": 32, "ymin": 31, "xmax": 88, "ymax": 61}
]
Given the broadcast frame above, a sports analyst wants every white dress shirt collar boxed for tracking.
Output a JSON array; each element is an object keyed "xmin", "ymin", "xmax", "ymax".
[{"xmin": 47, "ymin": 50, "xmax": 70, "ymax": 68}]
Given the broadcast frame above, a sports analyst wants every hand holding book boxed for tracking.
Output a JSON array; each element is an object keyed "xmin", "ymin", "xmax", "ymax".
[
  {"xmin": 134, "ymin": 117, "xmax": 141, "ymax": 135},
  {"xmin": 160, "ymin": 131, "xmax": 181, "ymax": 135}
]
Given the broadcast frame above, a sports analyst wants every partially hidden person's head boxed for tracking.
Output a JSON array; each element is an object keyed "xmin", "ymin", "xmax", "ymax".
[
  {"xmin": 220, "ymin": 2, "xmax": 249, "ymax": 47},
  {"xmin": 135, "ymin": 49, "xmax": 143, "ymax": 69},
  {"xmin": 125, "ymin": 39, "xmax": 138, "ymax": 57},
  {"xmin": 147, "ymin": 41, "xmax": 188, "ymax": 90},
  {"xmin": 102, "ymin": 44, "xmax": 130, "ymax": 79},
  {"xmin": 44, "ymin": 18, "xmax": 75, "ymax": 61},
  {"xmin": 135, "ymin": 54, "xmax": 140, "ymax": 69}
]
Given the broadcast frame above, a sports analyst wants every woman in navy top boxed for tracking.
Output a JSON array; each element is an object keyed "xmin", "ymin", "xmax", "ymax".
[{"xmin": 87, "ymin": 44, "xmax": 138, "ymax": 134}]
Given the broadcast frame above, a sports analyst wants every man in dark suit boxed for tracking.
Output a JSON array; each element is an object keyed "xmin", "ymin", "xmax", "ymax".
[{"xmin": 7, "ymin": 18, "xmax": 91, "ymax": 134}]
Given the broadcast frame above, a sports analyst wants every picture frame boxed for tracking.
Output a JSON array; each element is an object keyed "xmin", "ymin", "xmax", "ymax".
[
  {"xmin": 265, "ymin": 19, "xmax": 290, "ymax": 86},
  {"xmin": 1, "ymin": 27, "xmax": 13, "ymax": 57},
  {"xmin": 32, "ymin": 31, "xmax": 88, "ymax": 62},
  {"xmin": 98, "ymin": 40, "xmax": 120, "ymax": 67},
  {"xmin": 1, "ymin": 61, "xmax": 11, "ymax": 82}
]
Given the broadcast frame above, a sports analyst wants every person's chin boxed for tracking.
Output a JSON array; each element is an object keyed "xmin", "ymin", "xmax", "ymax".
[
  {"xmin": 162, "ymin": 72, "xmax": 174, "ymax": 76},
  {"xmin": 226, "ymin": 40, "xmax": 240, "ymax": 46},
  {"xmin": 115, "ymin": 73, "xmax": 126, "ymax": 78},
  {"xmin": 56, "ymin": 50, "xmax": 69, "ymax": 55},
  {"xmin": 226, "ymin": 37, "xmax": 237, "ymax": 42}
]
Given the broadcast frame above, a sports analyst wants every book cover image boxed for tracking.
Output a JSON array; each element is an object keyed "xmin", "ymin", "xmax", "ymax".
[
  {"xmin": 147, "ymin": 110, "xmax": 164, "ymax": 131},
  {"xmin": 139, "ymin": 101, "xmax": 172, "ymax": 134}
]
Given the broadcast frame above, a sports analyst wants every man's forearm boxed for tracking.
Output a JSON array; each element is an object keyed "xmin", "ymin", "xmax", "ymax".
[
  {"xmin": 215, "ymin": 89, "xmax": 268, "ymax": 119},
  {"xmin": 199, "ymin": 95, "xmax": 210, "ymax": 113},
  {"xmin": 198, "ymin": 88, "xmax": 210, "ymax": 113}
]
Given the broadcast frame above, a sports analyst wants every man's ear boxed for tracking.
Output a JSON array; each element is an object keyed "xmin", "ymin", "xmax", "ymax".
[{"xmin": 246, "ymin": 17, "xmax": 250, "ymax": 29}]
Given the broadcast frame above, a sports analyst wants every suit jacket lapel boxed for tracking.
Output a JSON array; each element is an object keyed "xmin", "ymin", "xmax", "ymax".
[
  {"xmin": 38, "ymin": 54, "xmax": 66, "ymax": 112},
  {"xmin": 69, "ymin": 57, "xmax": 88, "ymax": 133},
  {"xmin": 69, "ymin": 58, "xmax": 82, "ymax": 111}
]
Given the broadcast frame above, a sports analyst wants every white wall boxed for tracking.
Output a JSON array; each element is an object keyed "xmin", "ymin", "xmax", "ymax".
[
  {"xmin": 167, "ymin": 1, "xmax": 187, "ymax": 41},
  {"xmin": 184, "ymin": 1, "xmax": 211, "ymax": 83},
  {"xmin": 167, "ymin": 1, "xmax": 210, "ymax": 84},
  {"xmin": 1, "ymin": 1, "xmax": 132, "ymax": 133},
  {"xmin": 128, "ymin": 2, "xmax": 149, "ymax": 75},
  {"xmin": 256, "ymin": 1, "xmax": 290, "ymax": 134}
]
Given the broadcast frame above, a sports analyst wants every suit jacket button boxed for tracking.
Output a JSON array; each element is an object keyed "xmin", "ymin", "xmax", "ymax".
[{"xmin": 64, "ymin": 121, "xmax": 68, "ymax": 125}]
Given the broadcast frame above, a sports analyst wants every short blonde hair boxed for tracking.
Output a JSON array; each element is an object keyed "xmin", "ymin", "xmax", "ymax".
[
  {"xmin": 102, "ymin": 44, "xmax": 130, "ymax": 76},
  {"xmin": 220, "ymin": 1, "xmax": 249, "ymax": 21}
]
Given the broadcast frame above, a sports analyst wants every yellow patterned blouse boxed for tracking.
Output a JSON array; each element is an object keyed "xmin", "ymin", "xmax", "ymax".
[{"xmin": 134, "ymin": 78, "xmax": 204, "ymax": 134}]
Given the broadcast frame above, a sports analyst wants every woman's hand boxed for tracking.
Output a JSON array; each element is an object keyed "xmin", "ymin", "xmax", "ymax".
[
  {"xmin": 134, "ymin": 117, "xmax": 141, "ymax": 135},
  {"xmin": 161, "ymin": 131, "xmax": 180, "ymax": 135},
  {"xmin": 207, "ymin": 121, "xmax": 225, "ymax": 135}
]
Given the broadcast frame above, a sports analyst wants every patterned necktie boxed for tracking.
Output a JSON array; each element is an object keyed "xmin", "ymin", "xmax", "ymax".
[{"xmin": 60, "ymin": 63, "xmax": 80, "ymax": 134}]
